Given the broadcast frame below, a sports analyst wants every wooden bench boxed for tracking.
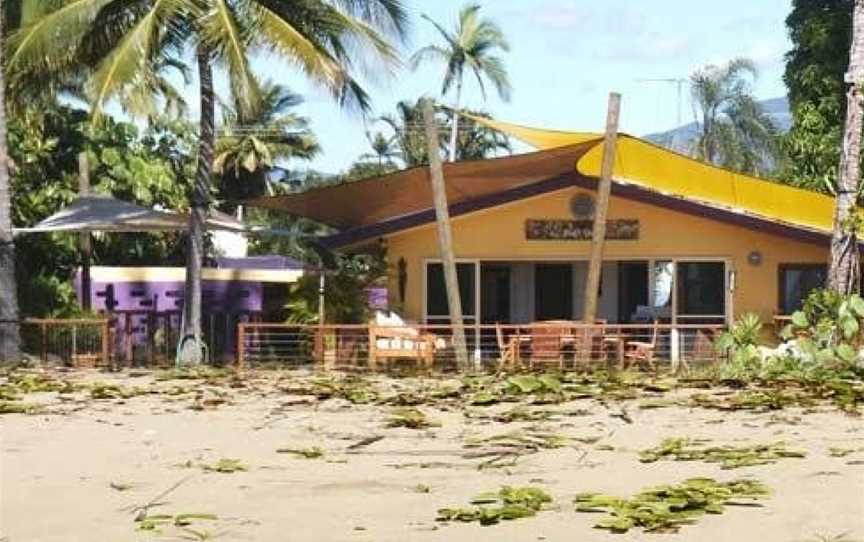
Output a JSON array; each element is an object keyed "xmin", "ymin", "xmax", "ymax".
[{"xmin": 368, "ymin": 325, "xmax": 437, "ymax": 371}]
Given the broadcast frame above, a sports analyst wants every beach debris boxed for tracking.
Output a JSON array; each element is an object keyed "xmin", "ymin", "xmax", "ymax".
[
  {"xmin": 639, "ymin": 438, "xmax": 807, "ymax": 469},
  {"xmin": 346, "ymin": 435, "xmax": 385, "ymax": 451},
  {"xmin": 437, "ymin": 486, "xmax": 553, "ymax": 526},
  {"xmin": 201, "ymin": 458, "xmax": 248, "ymax": 473},
  {"xmin": 574, "ymin": 478, "xmax": 770, "ymax": 533},
  {"xmin": 386, "ymin": 408, "xmax": 439, "ymax": 429},
  {"xmin": 277, "ymin": 446, "xmax": 325, "ymax": 459}
]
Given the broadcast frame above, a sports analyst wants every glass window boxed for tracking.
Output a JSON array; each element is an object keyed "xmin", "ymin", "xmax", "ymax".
[
  {"xmin": 652, "ymin": 260, "xmax": 674, "ymax": 310},
  {"xmin": 426, "ymin": 263, "xmax": 476, "ymax": 317},
  {"xmin": 779, "ymin": 264, "xmax": 826, "ymax": 314},
  {"xmin": 676, "ymin": 262, "xmax": 726, "ymax": 316}
]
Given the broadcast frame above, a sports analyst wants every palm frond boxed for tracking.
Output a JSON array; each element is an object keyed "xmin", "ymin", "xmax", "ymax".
[{"xmin": 200, "ymin": 0, "xmax": 259, "ymax": 115}]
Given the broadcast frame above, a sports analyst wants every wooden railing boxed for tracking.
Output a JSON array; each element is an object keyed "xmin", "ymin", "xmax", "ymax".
[{"xmin": 22, "ymin": 318, "xmax": 112, "ymax": 367}]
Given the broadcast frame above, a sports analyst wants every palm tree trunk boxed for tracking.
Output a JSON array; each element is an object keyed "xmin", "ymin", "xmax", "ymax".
[
  {"xmin": 448, "ymin": 76, "xmax": 463, "ymax": 163},
  {"xmin": 179, "ymin": 43, "xmax": 215, "ymax": 365},
  {"xmin": 0, "ymin": 0, "xmax": 20, "ymax": 364},
  {"xmin": 828, "ymin": 0, "xmax": 864, "ymax": 294}
]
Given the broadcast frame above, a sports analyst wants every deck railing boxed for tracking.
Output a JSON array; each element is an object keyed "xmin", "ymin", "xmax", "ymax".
[{"xmin": 237, "ymin": 322, "xmax": 727, "ymax": 371}]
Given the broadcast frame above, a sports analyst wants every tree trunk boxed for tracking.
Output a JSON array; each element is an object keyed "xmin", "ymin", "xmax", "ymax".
[
  {"xmin": 448, "ymin": 76, "xmax": 463, "ymax": 163},
  {"xmin": 828, "ymin": 0, "xmax": 864, "ymax": 294},
  {"xmin": 179, "ymin": 44, "xmax": 215, "ymax": 365},
  {"xmin": 0, "ymin": 0, "xmax": 21, "ymax": 364},
  {"xmin": 422, "ymin": 98, "xmax": 469, "ymax": 369},
  {"xmin": 583, "ymin": 93, "xmax": 621, "ymax": 322}
]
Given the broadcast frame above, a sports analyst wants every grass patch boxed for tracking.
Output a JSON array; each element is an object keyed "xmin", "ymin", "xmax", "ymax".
[
  {"xmin": 437, "ymin": 486, "xmax": 553, "ymax": 526},
  {"xmin": 639, "ymin": 438, "xmax": 807, "ymax": 469},
  {"xmin": 574, "ymin": 478, "xmax": 770, "ymax": 533}
]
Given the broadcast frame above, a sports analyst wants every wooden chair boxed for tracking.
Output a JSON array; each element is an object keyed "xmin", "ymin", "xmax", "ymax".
[
  {"xmin": 495, "ymin": 324, "xmax": 522, "ymax": 370},
  {"xmin": 368, "ymin": 324, "xmax": 437, "ymax": 371},
  {"xmin": 624, "ymin": 321, "xmax": 659, "ymax": 371},
  {"xmin": 528, "ymin": 321, "xmax": 572, "ymax": 371}
]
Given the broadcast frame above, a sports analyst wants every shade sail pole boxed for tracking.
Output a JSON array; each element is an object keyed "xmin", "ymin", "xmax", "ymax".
[
  {"xmin": 421, "ymin": 98, "xmax": 468, "ymax": 370},
  {"xmin": 583, "ymin": 93, "xmax": 621, "ymax": 322},
  {"xmin": 78, "ymin": 152, "xmax": 92, "ymax": 312}
]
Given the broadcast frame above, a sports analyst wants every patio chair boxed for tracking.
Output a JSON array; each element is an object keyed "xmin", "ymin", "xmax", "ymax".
[
  {"xmin": 495, "ymin": 323, "xmax": 522, "ymax": 370},
  {"xmin": 624, "ymin": 321, "xmax": 659, "ymax": 371},
  {"xmin": 528, "ymin": 321, "xmax": 572, "ymax": 371}
]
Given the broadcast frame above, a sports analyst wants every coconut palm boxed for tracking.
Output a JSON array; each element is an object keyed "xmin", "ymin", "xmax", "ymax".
[
  {"xmin": 7, "ymin": 0, "xmax": 406, "ymax": 363},
  {"xmin": 0, "ymin": 0, "xmax": 21, "ymax": 363},
  {"xmin": 380, "ymin": 99, "xmax": 443, "ymax": 167},
  {"xmin": 360, "ymin": 131, "xmax": 400, "ymax": 167},
  {"xmin": 410, "ymin": 3, "xmax": 511, "ymax": 162},
  {"xmin": 215, "ymin": 81, "xmax": 319, "ymax": 207},
  {"xmin": 690, "ymin": 58, "xmax": 780, "ymax": 174}
]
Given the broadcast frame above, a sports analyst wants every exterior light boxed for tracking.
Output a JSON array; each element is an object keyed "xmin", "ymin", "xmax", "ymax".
[{"xmin": 747, "ymin": 251, "xmax": 763, "ymax": 267}]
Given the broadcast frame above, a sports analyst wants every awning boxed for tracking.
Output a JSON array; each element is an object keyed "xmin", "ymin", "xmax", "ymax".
[
  {"xmin": 470, "ymin": 116, "xmax": 836, "ymax": 235},
  {"xmin": 247, "ymin": 141, "xmax": 600, "ymax": 229},
  {"xmin": 13, "ymin": 195, "xmax": 248, "ymax": 234}
]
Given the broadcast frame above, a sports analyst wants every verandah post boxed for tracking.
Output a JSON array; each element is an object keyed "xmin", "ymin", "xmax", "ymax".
[
  {"xmin": 421, "ymin": 98, "xmax": 469, "ymax": 370},
  {"xmin": 583, "ymin": 93, "xmax": 621, "ymax": 323}
]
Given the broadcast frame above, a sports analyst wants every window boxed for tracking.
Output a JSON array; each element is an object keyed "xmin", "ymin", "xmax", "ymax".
[
  {"xmin": 779, "ymin": 264, "xmax": 826, "ymax": 314},
  {"xmin": 426, "ymin": 262, "xmax": 476, "ymax": 321},
  {"xmin": 676, "ymin": 261, "xmax": 726, "ymax": 317}
]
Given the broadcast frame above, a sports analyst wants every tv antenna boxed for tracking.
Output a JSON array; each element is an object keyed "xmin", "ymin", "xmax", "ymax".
[{"xmin": 636, "ymin": 78, "xmax": 687, "ymax": 127}]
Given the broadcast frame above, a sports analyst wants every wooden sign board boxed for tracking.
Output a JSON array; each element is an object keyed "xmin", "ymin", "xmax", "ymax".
[{"xmin": 526, "ymin": 219, "xmax": 639, "ymax": 241}]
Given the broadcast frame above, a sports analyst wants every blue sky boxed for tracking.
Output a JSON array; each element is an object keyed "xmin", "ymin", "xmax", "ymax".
[{"xmin": 248, "ymin": 0, "xmax": 793, "ymax": 174}]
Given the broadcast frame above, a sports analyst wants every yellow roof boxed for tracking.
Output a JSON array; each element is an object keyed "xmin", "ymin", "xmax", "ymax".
[{"xmin": 471, "ymin": 116, "xmax": 836, "ymax": 235}]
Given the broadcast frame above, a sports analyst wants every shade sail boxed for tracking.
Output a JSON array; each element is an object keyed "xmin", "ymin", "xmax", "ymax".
[
  {"xmin": 13, "ymin": 195, "xmax": 248, "ymax": 234},
  {"xmin": 247, "ymin": 141, "xmax": 600, "ymax": 229},
  {"xmin": 470, "ymin": 116, "xmax": 836, "ymax": 235}
]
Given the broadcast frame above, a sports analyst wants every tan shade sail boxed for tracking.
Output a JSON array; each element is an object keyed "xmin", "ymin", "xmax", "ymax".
[
  {"xmin": 246, "ymin": 142, "xmax": 601, "ymax": 229},
  {"xmin": 13, "ymin": 195, "xmax": 247, "ymax": 234}
]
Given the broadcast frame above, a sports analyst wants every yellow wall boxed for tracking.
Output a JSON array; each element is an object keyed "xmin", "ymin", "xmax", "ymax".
[{"xmin": 383, "ymin": 186, "xmax": 827, "ymax": 323}]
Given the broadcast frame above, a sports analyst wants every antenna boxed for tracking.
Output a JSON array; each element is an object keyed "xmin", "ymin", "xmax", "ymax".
[{"xmin": 636, "ymin": 78, "xmax": 688, "ymax": 127}]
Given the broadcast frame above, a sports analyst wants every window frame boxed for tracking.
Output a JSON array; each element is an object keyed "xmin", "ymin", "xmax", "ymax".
[{"xmin": 777, "ymin": 263, "xmax": 827, "ymax": 315}]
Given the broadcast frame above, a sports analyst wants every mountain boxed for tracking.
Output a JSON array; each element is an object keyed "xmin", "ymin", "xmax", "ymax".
[{"xmin": 643, "ymin": 97, "xmax": 790, "ymax": 154}]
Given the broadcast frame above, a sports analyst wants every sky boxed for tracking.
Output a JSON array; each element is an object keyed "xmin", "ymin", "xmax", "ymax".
[{"xmin": 244, "ymin": 0, "xmax": 794, "ymax": 174}]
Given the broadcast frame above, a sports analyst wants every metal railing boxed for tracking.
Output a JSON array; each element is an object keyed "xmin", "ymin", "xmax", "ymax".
[
  {"xmin": 19, "ymin": 318, "xmax": 112, "ymax": 367},
  {"xmin": 237, "ymin": 322, "xmax": 727, "ymax": 372}
]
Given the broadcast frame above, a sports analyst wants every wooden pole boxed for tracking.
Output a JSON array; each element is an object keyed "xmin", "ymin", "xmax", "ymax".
[
  {"xmin": 421, "ymin": 98, "xmax": 468, "ymax": 369},
  {"xmin": 78, "ymin": 152, "xmax": 92, "ymax": 312},
  {"xmin": 583, "ymin": 93, "xmax": 621, "ymax": 322}
]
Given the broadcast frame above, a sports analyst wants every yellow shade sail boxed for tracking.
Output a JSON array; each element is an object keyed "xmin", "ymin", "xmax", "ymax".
[{"xmin": 470, "ymin": 116, "xmax": 836, "ymax": 235}]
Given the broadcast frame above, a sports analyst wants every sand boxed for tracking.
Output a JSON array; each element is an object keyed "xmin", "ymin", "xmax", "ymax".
[{"xmin": 1, "ymin": 369, "xmax": 863, "ymax": 542}]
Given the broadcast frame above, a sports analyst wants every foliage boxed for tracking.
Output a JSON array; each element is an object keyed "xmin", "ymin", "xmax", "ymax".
[
  {"xmin": 639, "ymin": 438, "xmax": 807, "ymax": 469},
  {"xmin": 411, "ymin": 3, "xmax": 512, "ymax": 102},
  {"xmin": 574, "ymin": 478, "xmax": 770, "ymax": 533},
  {"xmin": 437, "ymin": 486, "xmax": 553, "ymax": 526},
  {"xmin": 200, "ymin": 458, "xmax": 248, "ymax": 473},
  {"xmin": 277, "ymin": 446, "xmax": 325, "ymax": 459},
  {"xmin": 9, "ymin": 105, "xmax": 194, "ymax": 316},
  {"xmin": 214, "ymin": 81, "xmax": 319, "ymax": 211},
  {"xmin": 783, "ymin": 0, "xmax": 852, "ymax": 192},
  {"xmin": 785, "ymin": 289, "xmax": 864, "ymax": 367},
  {"xmin": 386, "ymin": 407, "xmax": 439, "ymax": 429},
  {"xmin": 715, "ymin": 313, "xmax": 764, "ymax": 378},
  {"xmin": 690, "ymin": 58, "xmax": 782, "ymax": 175}
]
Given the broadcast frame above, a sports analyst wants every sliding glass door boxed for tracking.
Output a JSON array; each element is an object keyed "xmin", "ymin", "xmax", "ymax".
[{"xmin": 675, "ymin": 261, "xmax": 727, "ymax": 324}]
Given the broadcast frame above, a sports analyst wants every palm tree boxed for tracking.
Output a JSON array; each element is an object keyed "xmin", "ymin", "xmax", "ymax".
[
  {"xmin": 360, "ymin": 131, "xmax": 400, "ymax": 167},
  {"xmin": 7, "ymin": 0, "xmax": 407, "ymax": 364},
  {"xmin": 0, "ymin": 0, "xmax": 21, "ymax": 363},
  {"xmin": 380, "ymin": 99, "xmax": 441, "ymax": 167},
  {"xmin": 215, "ymin": 81, "xmax": 319, "ymax": 207},
  {"xmin": 690, "ymin": 58, "xmax": 780, "ymax": 175},
  {"xmin": 452, "ymin": 109, "xmax": 511, "ymax": 160},
  {"xmin": 828, "ymin": 0, "xmax": 864, "ymax": 294},
  {"xmin": 410, "ymin": 3, "xmax": 511, "ymax": 162}
]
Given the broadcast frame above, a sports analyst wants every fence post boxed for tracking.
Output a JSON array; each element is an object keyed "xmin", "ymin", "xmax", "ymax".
[
  {"xmin": 670, "ymin": 325, "xmax": 680, "ymax": 372},
  {"xmin": 101, "ymin": 319, "xmax": 110, "ymax": 367},
  {"xmin": 237, "ymin": 322, "xmax": 246, "ymax": 370},
  {"xmin": 40, "ymin": 322, "xmax": 47, "ymax": 363}
]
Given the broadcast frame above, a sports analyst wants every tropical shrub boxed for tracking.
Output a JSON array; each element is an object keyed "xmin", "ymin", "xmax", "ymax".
[{"xmin": 715, "ymin": 313, "xmax": 763, "ymax": 379}]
